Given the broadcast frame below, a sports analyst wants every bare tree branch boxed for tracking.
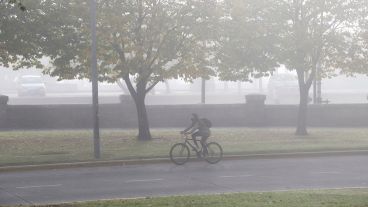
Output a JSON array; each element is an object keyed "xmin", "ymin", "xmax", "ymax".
[
  {"xmin": 146, "ymin": 80, "xmax": 160, "ymax": 93},
  {"xmin": 123, "ymin": 74, "xmax": 137, "ymax": 99}
]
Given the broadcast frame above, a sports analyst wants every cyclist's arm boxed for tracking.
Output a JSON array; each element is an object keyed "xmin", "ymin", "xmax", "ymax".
[
  {"xmin": 182, "ymin": 122, "xmax": 194, "ymax": 133},
  {"xmin": 188, "ymin": 122, "xmax": 199, "ymax": 134}
]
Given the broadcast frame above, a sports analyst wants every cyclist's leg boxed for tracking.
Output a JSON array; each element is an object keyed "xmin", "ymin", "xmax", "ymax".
[
  {"xmin": 200, "ymin": 135, "xmax": 209, "ymax": 155},
  {"xmin": 192, "ymin": 132, "xmax": 203, "ymax": 158},
  {"xmin": 191, "ymin": 131, "xmax": 200, "ymax": 148}
]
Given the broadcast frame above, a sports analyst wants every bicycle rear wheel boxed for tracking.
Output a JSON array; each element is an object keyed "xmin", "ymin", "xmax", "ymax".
[
  {"xmin": 204, "ymin": 142, "xmax": 223, "ymax": 164},
  {"xmin": 170, "ymin": 143, "xmax": 190, "ymax": 165}
]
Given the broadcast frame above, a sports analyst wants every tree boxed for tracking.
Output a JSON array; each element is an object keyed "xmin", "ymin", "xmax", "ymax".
[
  {"xmin": 340, "ymin": 5, "xmax": 368, "ymax": 76},
  {"xmin": 40, "ymin": 0, "xmax": 218, "ymax": 140},
  {"xmin": 1, "ymin": 0, "xmax": 26, "ymax": 11},
  {"xmin": 275, "ymin": 0, "xmax": 367, "ymax": 135},
  {"xmin": 215, "ymin": 0, "xmax": 281, "ymax": 84},
  {"xmin": 215, "ymin": 0, "xmax": 367, "ymax": 135},
  {"xmin": 0, "ymin": 0, "xmax": 43, "ymax": 70}
]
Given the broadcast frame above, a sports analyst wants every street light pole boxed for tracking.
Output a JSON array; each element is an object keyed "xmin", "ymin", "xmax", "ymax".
[
  {"xmin": 201, "ymin": 78, "xmax": 206, "ymax": 104},
  {"xmin": 313, "ymin": 62, "xmax": 322, "ymax": 104},
  {"xmin": 90, "ymin": 0, "xmax": 100, "ymax": 159}
]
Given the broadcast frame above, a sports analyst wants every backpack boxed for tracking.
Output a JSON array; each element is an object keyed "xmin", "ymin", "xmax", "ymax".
[{"xmin": 200, "ymin": 118, "xmax": 212, "ymax": 128}]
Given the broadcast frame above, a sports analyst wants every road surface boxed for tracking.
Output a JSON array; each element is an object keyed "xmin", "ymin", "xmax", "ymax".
[{"xmin": 1, "ymin": 155, "xmax": 368, "ymax": 205}]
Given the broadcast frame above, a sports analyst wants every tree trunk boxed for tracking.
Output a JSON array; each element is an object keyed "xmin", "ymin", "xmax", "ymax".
[
  {"xmin": 124, "ymin": 77, "xmax": 152, "ymax": 141},
  {"xmin": 116, "ymin": 79, "xmax": 130, "ymax": 94},
  {"xmin": 133, "ymin": 91, "xmax": 152, "ymax": 141},
  {"xmin": 296, "ymin": 84, "xmax": 309, "ymax": 135}
]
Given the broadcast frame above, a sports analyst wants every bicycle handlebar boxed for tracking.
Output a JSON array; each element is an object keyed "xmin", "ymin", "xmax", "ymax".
[{"xmin": 181, "ymin": 133, "xmax": 201, "ymax": 141}]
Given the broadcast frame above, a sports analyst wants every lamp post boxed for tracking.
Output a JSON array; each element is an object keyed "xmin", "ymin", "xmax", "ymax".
[
  {"xmin": 90, "ymin": 0, "xmax": 100, "ymax": 159},
  {"xmin": 313, "ymin": 62, "xmax": 322, "ymax": 104},
  {"xmin": 201, "ymin": 78, "xmax": 206, "ymax": 104}
]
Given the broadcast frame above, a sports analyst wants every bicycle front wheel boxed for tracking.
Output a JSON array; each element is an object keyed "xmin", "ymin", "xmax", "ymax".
[
  {"xmin": 204, "ymin": 142, "xmax": 223, "ymax": 164},
  {"xmin": 170, "ymin": 143, "xmax": 190, "ymax": 165}
]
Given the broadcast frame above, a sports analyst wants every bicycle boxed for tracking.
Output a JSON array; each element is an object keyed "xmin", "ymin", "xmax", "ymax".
[{"xmin": 169, "ymin": 133, "xmax": 223, "ymax": 165}]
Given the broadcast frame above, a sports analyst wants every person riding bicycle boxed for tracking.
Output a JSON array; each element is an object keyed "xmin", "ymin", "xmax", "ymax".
[{"xmin": 181, "ymin": 113, "xmax": 211, "ymax": 155}]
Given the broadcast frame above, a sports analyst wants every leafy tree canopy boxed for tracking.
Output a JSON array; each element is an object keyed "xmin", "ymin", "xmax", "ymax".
[
  {"xmin": 215, "ymin": 0, "xmax": 283, "ymax": 82},
  {"xmin": 41, "ymin": 0, "xmax": 219, "ymax": 85},
  {"xmin": 2, "ymin": 0, "xmax": 25, "ymax": 11},
  {"xmin": 277, "ymin": 0, "xmax": 367, "ymax": 80},
  {"xmin": 0, "ymin": 0, "xmax": 44, "ymax": 69}
]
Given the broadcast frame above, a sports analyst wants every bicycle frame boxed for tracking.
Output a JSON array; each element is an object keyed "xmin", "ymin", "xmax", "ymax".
[
  {"xmin": 182, "ymin": 134, "xmax": 202, "ymax": 154},
  {"xmin": 170, "ymin": 133, "xmax": 223, "ymax": 165}
]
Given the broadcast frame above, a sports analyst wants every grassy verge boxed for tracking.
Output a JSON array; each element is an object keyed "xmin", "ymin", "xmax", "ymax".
[
  {"xmin": 1, "ymin": 128, "xmax": 368, "ymax": 166},
  {"xmin": 13, "ymin": 189, "xmax": 368, "ymax": 207}
]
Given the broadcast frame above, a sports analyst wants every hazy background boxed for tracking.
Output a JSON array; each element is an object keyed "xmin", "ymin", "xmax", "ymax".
[{"xmin": 1, "ymin": 65, "xmax": 368, "ymax": 105}]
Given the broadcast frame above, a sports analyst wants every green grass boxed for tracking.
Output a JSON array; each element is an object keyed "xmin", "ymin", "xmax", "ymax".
[
  {"xmin": 13, "ymin": 189, "xmax": 368, "ymax": 207},
  {"xmin": 1, "ymin": 128, "xmax": 368, "ymax": 166}
]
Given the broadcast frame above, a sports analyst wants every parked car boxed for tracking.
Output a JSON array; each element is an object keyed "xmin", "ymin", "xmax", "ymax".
[{"xmin": 17, "ymin": 75, "xmax": 46, "ymax": 97}]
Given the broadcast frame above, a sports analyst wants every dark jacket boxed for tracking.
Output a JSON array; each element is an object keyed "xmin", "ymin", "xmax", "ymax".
[{"xmin": 183, "ymin": 118, "xmax": 210, "ymax": 137}]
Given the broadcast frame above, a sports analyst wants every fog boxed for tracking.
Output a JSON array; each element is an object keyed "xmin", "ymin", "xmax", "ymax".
[
  {"xmin": 2, "ymin": 1, "xmax": 368, "ymax": 205},
  {"xmin": 1, "ymin": 66, "xmax": 367, "ymax": 105}
]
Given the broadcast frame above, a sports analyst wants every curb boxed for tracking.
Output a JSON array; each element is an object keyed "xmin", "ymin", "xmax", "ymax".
[
  {"xmin": 222, "ymin": 149, "xmax": 368, "ymax": 160},
  {"xmin": 1, "ymin": 150, "xmax": 368, "ymax": 172},
  {"xmin": 0, "ymin": 158, "xmax": 171, "ymax": 172}
]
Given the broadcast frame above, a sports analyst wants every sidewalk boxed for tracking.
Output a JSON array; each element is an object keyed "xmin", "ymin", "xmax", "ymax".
[{"xmin": 1, "ymin": 149, "xmax": 368, "ymax": 172}]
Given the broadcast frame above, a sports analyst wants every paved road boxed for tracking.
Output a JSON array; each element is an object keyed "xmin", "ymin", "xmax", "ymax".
[{"xmin": 1, "ymin": 155, "xmax": 368, "ymax": 205}]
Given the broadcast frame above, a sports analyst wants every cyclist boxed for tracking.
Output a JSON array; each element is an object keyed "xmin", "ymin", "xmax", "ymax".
[{"xmin": 181, "ymin": 113, "xmax": 211, "ymax": 156}]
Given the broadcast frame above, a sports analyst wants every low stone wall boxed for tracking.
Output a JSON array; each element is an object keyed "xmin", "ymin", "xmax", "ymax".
[
  {"xmin": 1, "ymin": 99, "xmax": 368, "ymax": 129},
  {"xmin": 0, "ymin": 95, "xmax": 8, "ymax": 127}
]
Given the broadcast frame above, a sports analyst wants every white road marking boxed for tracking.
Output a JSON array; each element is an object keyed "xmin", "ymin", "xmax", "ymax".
[
  {"xmin": 16, "ymin": 184, "xmax": 62, "ymax": 189},
  {"xmin": 124, "ymin": 178, "xmax": 163, "ymax": 183},
  {"xmin": 219, "ymin": 174, "xmax": 253, "ymax": 178},
  {"xmin": 311, "ymin": 171, "xmax": 341, "ymax": 175}
]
